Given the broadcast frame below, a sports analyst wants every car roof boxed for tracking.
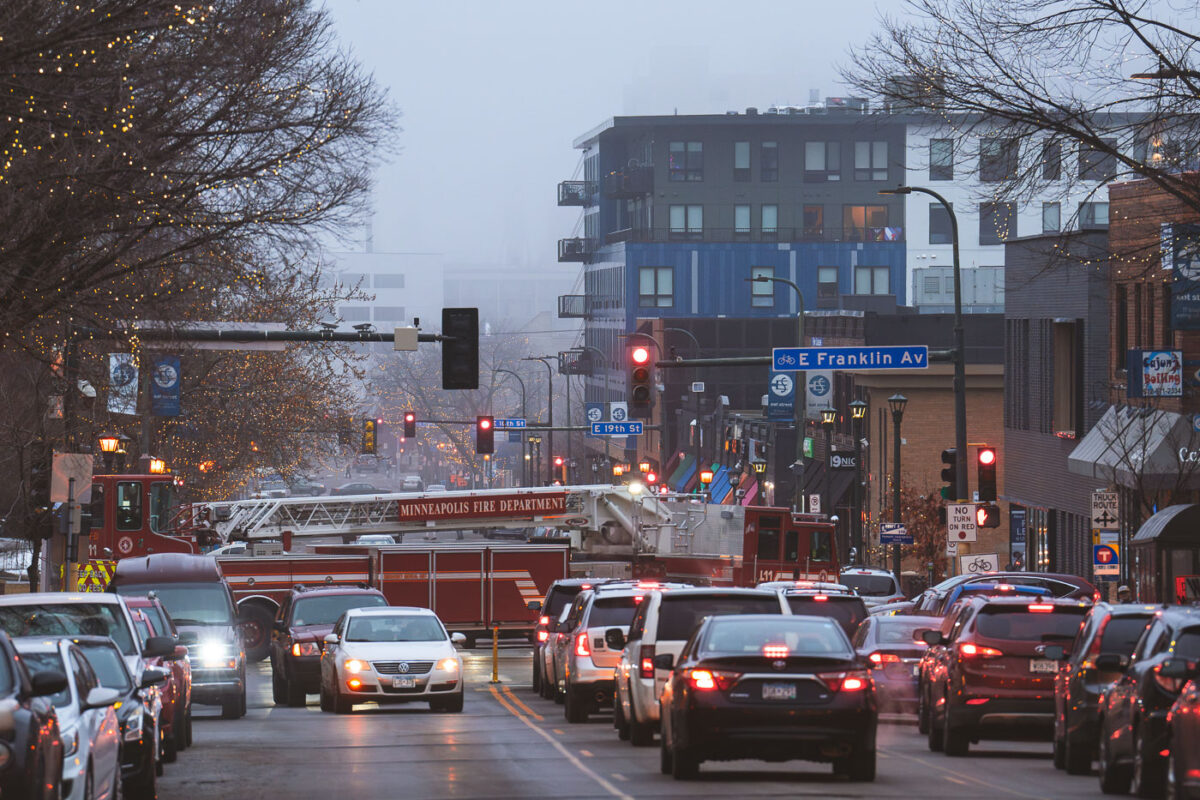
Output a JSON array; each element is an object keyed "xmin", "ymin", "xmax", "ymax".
[
  {"xmin": 290, "ymin": 585, "xmax": 382, "ymax": 597},
  {"xmin": 112, "ymin": 553, "xmax": 223, "ymax": 584},
  {"xmin": 785, "ymin": 592, "xmax": 864, "ymax": 601},
  {"xmin": 0, "ymin": 592, "xmax": 122, "ymax": 606},
  {"xmin": 840, "ymin": 568, "xmax": 895, "ymax": 576},
  {"xmin": 344, "ymin": 606, "xmax": 435, "ymax": 617},
  {"xmin": 653, "ymin": 587, "xmax": 780, "ymax": 598},
  {"xmin": 704, "ymin": 613, "xmax": 835, "ymax": 625},
  {"xmin": 1158, "ymin": 605, "xmax": 1200, "ymax": 624},
  {"xmin": 970, "ymin": 595, "xmax": 1090, "ymax": 610},
  {"xmin": 65, "ymin": 635, "xmax": 120, "ymax": 649},
  {"xmin": 11, "ymin": 637, "xmax": 70, "ymax": 654}
]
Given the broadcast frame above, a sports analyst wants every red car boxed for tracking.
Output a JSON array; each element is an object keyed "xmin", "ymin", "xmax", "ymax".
[
  {"xmin": 922, "ymin": 595, "xmax": 1089, "ymax": 756},
  {"xmin": 125, "ymin": 596, "xmax": 192, "ymax": 761}
]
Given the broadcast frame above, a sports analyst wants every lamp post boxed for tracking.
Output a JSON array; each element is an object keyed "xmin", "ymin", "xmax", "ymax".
[
  {"xmin": 849, "ymin": 399, "xmax": 868, "ymax": 565},
  {"xmin": 493, "ymin": 368, "xmax": 528, "ymax": 485},
  {"xmin": 888, "ymin": 393, "xmax": 908, "ymax": 584},
  {"xmin": 880, "ymin": 186, "xmax": 967, "ymax": 505},
  {"xmin": 522, "ymin": 356, "xmax": 554, "ymax": 484},
  {"xmin": 98, "ymin": 434, "xmax": 119, "ymax": 474},
  {"xmin": 746, "ymin": 274, "xmax": 806, "ymax": 512},
  {"xmin": 821, "ymin": 408, "xmax": 836, "ymax": 524}
]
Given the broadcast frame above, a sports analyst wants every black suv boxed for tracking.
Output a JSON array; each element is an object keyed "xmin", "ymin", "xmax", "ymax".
[
  {"xmin": 269, "ymin": 584, "xmax": 388, "ymax": 706},
  {"xmin": 0, "ymin": 630, "xmax": 66, "ymax": 800},
  {"xmin": 1097, "ymin": 605, "xmax": 1200, "ymax": 796}
]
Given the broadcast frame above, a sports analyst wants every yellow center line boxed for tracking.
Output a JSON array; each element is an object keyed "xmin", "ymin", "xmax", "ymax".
[{"xmin": 500, "ymin": 685, "xmax": 544, "ymax": 721}]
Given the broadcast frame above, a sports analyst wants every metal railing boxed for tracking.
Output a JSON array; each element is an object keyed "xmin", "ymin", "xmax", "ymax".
[
  {"xmin": 602, "ymin": 166, "xmax": 654, "ymax": 198},
  {"xmin": 603, "ymin": 226, "xmax": 904, "ymax": 245},
  {"xmin": 557, "ymin": 181, "xmax": 596, "ymax": 206},
  {"xmin": 557, "ymin": 294, "xmax": 587, "ymax": 319},
  {"xmin": 557, "ymin": 238, "xmax": 592, "ymax": 262}
]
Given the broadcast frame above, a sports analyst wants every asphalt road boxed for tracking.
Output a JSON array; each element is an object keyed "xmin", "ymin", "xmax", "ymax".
[{"xmin": 160, "ymin": 648, "xmax": 1107, "ymax": 799}]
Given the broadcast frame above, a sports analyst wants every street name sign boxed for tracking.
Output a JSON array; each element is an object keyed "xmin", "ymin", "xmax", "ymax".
[
  {"xmin": 590, "ymin": 421, "xmax": 643, "ymax": 436},
  {"xmin": 879, "ymin": 522, "xmax": 913, "ymax": 545},
  {"xmin": 494, "ymin": 418, "xmax": 526, "ymax": 429},
  {"xmin": 773, "ymin": 345, "xmax": 929, "ymax": 372},
  {"xmin": 948, "ymin": 503, "xmax": 977, "ymax": 542}
]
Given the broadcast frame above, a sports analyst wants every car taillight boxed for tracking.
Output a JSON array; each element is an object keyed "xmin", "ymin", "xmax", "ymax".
[
  {"xmin": 575, "ymin": 632, "xmax": 590, "ymax": 657},
  {"xmin": 868, "ymin": 652, "xmax": 901, "ymax": 669},
  {"xmin": 539, "ymin": 616, "xmax": 549, "ymax": 626},
  {"xmin": 537, "ymin": 630, "xmax": 549, "ymax": 643},
  {"xmin": 291, "ymin": 642, "xmax": 319, "ymax": 657},
  {"xmin": 762, "ymin": 644, "xmax": 789, "ymax": 659},
  {"xmin": 639, "ymin": 645, "xmax": 656, "ymax": 679},
  {"xmin": 818, "ymin": 670, "xmax": 871, "ymax": 692},
  {"xmin": 1028, "ymin": 604, "xmax": 1055, "ymax": 612},
  {"xmin": 813, "ymin": 595, "xmax": 828, "ymax": 602},
  {"xmin": 1153, "ymin": 665, "xmax": 1186, "ymax": 695},
  {"xmin": 959, "ymin": 642, "xmax": 1004, "ymax": 658},
  {"xmin": 688, "ymin": 669, "xmax": 739, "ymax": 691}
]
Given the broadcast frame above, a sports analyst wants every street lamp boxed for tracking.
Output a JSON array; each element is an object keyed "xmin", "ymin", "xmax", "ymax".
[
  {"xmin": 522, "ymin": 356, "xmax": 554, "ymax": 484},
  {"xmin": 849, "ymin": 399, "xmax": 868, "ymax": 564},
  {"xmin": 887, "ymin": 393, "xmax": 908, "ymax": 583},
  {"xmin": 98, "ymin": 434, "xmax": 119, "ymax": 474},
  {"xmin": 148, "ymin": 457, "xmax": 167, "ymax": 475},
  {"xmin": 493, "ymin": 368, "xmax": 528, "ymax": 485},
  {"xmin": 880, "ymin": 186, "xmax": 967, "ymax": 505},
  {"xmin": 821, "ymin": 407, "xmax": 836, "ymax": 522}
]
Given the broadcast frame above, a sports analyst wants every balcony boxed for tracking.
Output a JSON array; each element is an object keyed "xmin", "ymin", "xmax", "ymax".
[
  {"xmin": 557, "ymin": 294, "xmax": 587, "ymax": 319},
  {"xmin": 602, "ymin": 166, "xmax": 653, "ymax": 198},
  {"xmin": 557, "ymin": 238, "xmax": 592, "ymax": 262},
  {"xmin": 601, "ymin": 226, "xmax": 905, "ymax": 245},
  {"xmin": 557, "ymin": 181, "xmax": 596, "ymax": 206}
]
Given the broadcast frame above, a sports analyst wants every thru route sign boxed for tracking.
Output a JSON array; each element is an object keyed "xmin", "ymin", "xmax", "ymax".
[{"xmin": 948, "ymin": 503, "xmax": 977, "ymax": 542}]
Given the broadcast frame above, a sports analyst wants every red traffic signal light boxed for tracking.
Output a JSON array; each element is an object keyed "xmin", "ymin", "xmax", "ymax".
[
  {"xmin": 475, "ymin": 415, "xmax": 494, "ymax": 454},
  {"xmin": 403, "ymin": 412, "xmax": 416, "ymax": 439},
  {"xmin": 631, "ymin": 346, "xmax": 650, "ymax": 364},
  {"xmin": 976, "ymin": 504, "xmax": 1001, "ymax": 528},
  {"xmin": 479, "ymin": 418, "xmax": 492, "ymax": 430},
  {"xmin": 646, "ymin": 472, "xmax": 657, "ymax": 484},
  {"xmin": 553, "ymin": 456, "xmax": 564, "ymax": 467},
  {"xmin": 628, "ymin": 343, "xmax": 654, "ymax": 418},
  {"xmin": 977, "ymin": 446, "xmax": 997, "ymax": 502}
]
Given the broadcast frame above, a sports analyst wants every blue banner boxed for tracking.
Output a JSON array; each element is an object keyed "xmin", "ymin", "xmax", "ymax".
[
  {"xmin": 773, "ymin": 345, "xmax": 928, "ymax": 371},
  {"xmin": 150, "ymin": 355, "xmax": 181, "ymax": 416},
  {"xmin": 767, "ymin": 372, "xmax": 795, "ymax": 420},
  {"xmin": 1170, "ymin": 223, "xmax": 1200, "ymax": 330}
]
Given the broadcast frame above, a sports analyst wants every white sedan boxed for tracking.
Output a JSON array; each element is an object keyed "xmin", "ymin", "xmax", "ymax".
[{"xmin": 319, "ymin": 607, "xmax": 466, "ymax": 714}]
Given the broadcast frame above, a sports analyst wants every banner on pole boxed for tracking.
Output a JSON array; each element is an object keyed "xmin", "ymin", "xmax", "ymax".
[
  {"xmin": 107, "ymin": 354, "xmax": 138, "ymax": 415},
  {"xmin": 150, "ymin": 355, "xmax": 181, "ymax": 416}
]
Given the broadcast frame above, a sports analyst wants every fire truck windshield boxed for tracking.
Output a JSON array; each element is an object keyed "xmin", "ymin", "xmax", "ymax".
[{"xmin": 116, "ymin": 583, "xmax": 234, "ymax": 627}]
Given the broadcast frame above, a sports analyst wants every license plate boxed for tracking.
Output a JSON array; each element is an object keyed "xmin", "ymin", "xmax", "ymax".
[
  {"xmin": 912, "ymin": 665, "xmax": 921, "ymax": 677},
  {"xmin": 1029, "ymin": 659, "xmax": 1057, "ymax": 674},
  {"xmin": 392, "ymin": 677, "xmax": 416, "ymax": 688},
  {"xmin": 762, "ymin": 682, "xmax": 797, "ymax": 700}
]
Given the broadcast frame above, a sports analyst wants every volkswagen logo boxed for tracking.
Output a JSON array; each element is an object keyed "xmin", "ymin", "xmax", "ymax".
[{"xmin": 399, "ymin": 662, "xmax": 410, "ymax": 674}]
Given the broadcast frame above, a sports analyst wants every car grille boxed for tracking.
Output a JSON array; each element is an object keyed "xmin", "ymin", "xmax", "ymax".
[{"xmin": 373, "ymin": 661, "xmax": 434, "ymax": 675}]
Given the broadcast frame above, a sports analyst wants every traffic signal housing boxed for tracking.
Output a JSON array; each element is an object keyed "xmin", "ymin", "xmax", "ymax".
[
  {"xmin": 28, "ymin": 441, "xmax": 50, "ymax": 509},
  {"xmin": 628, "ymin": 344, "xmax": 653, "ymax": 418},
  {"xmin": 977, "ymin": 446, "xmax": 997, "ymax": 502},
  {"xmin": 475, "ymin": 416, "xmax": 494, "ymax": 455},
  {"xmin": 976, "ymin": 504, "xmax": 1001, "ymax": 528},
  {"xmin": 442, "ymin": 307, "xmax": 480, "ymax": 390},
  {"xmin": 403, "ymin": 412, "xmax": 416, "ymax": 439},
  {"xmin": 361, "ymin": 419, "xmax": 377, "ymax": 455},
  {"xmin": 940, "ymin": 448, "xmax": 957, "ymax": 500}
]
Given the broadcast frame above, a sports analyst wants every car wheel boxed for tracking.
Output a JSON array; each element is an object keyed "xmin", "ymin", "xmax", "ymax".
[
  {"xmin": 1099, "ymin": 719, "xmax": 1133, "ymax": 795},
  {"xmin": 670, "ymin": 740, "xmax": 699, "ymax": 780},
  {"xmin": 1065, "ymin": 730, "xmax": 1093, "ymax": 776},
  {"xmin": 917, "ymin": 686, "xmax": 930, "ymax": 735},
  {"xmin": 565, "ymin": 685, "xmax": 589, "ymax": 723},
  {"xmin": 333, "ymin": 690, "xmax": 354, "ymax": 714},
  {"xmin": 614, "ymin": 693, "xmax": 631, "ymax": 741},
  {"xmin": 185, "ymin": 707, "xmax": 194, "ymax": 748},
  {"xmin": 238, "ymin": 603, "xmax": 274, "ymax": 663},
  {"xmin": 659, "ymin": 715, "xmax": 674, "ymax": 775},
  {"xmin": 319, "ymin": 683, "xmax": 333, "ymax": 713},
  {"xmin": 531, "ymin": 658, "xmax": 541, "ymax": 693},
  {"xmin": 1165, "ymin": 744, "xmax": 1179, "ymax": 800},
  {"xmin": 927, "ymin": 700, "xmax": 945, "ymax": 752},
  {"xmin": 443, "ymin": 690, "xmax": 465, "ymax": 713},
  {"xmin": 174, "ymin": 705, "xmax": 189, "ymax": 752},
  {"xmin": 83, "ymin": 764, "xmax": 93, "ymax": 800},
  {"xmin": 162, "ymin": 731, "xmax": 178, "ymax": 764},
  {"xmin": 271, "ymin": 665, "xmax": 287, "ymax": 705},
  {"xmin": 540, "ymin": 669, "xmax": 556, "ymax": 700},
  {"xmin": 221, "ymin": 694, "xmax": 242, "ymax": 720},
  {"xmin": 629, "ymin": 704, "xmax": 655, "ymax": 748},
  {"xmin": 125, "ymin": 742, "xmax": 157, "ymax": 800},
  {"xmin": 1053, "ymin": 729, "xmax": 1067, "ymax": 770},
  {"xmin": 285, "ymin": 678, "xmax": 307, "ymax": 708},
  {"xmin": 942, "ymin": 708, "xmax": 969, "ymax": 757},
  {"xmin": 1132, "ymin": 722, "xmax": 1166, "ymax": 798},
  {"xmin": 834, "ymin": 744, "xmax": 877, "ymax": 782}
]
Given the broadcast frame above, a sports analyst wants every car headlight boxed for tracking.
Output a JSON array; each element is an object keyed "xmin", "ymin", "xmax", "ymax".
[
  {"xmin": 343, "ymin": 659, "xmax": 369, "ymax": 674},
  {"xmin": 291, "ymin": 642, "xmax": 320, "ymax": 657},
  {"xmin": 436, "ymin": 657, "xmax": 460, "ymax": 673},
  {"xmin": 62, "ymin": 728, "xmax": 78, "ymax": 757},
  {"xmin": 122, "ymin": 710, "xmax": 144, "ymax": 742},
  {"xmin": 194, "ymin": 640, "xmax": 236, "ymax": 669}
]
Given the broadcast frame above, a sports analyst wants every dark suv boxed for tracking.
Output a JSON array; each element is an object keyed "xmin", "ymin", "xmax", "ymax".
[
  {"xmin": 0, "ymin": 630, "xmax": 65, "ymax": 800},
  {"xmin": 269, "ymin": 584, "xmax": 388, "ymax": 706},
  {"xmin": 912, "ymin": 572, "xmax": 1098, "ymax": 617}
]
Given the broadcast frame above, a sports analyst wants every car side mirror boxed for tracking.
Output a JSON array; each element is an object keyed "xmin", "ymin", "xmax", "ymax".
[
  {"xmin": 450, "ymin": 633, "xmax": 467, "ymax": 645},
  {"xmin": 140, "ymin": 667, "xmax": 168, "ymax": 688},
  {"xmin": 29, "ymin": 670, "xmax": 68, "ymax": 698},
  {"xmin": 1094, "ymin": 653, "xmax": 1130, "ymax": 672},
  {"xmin": 1158, "ymin": 659, "xmax": 1196, "ymax": 679},
  {"xmin": 84, "ymin": 687, "xmax": 121, "ymax": 710},
  {"xmin": 921, "ymin": 629, "xmax": 946, "ymax": 646},
  {"xmin": 604, "ymin": 628, "xmax": 626, "ymax": 651},
  {"xmin": 164, "ymin": 645, "xmax": 189, "ymax": 663},
  {"xmin": 323, "ymin": 633, "xmax": 339, "ymax": 645},
  {"xmin": 142, "ymin": 636, "xmax": 177, "ymax": 659},
  {"xmin": 274, "ymin": 620, "xmax": 289, "ymax": 632},
  {"xmin": 526, "ymin": 600, "xmax": 542, "ymax": 612},
  {"xmin": 652, "ymin": 653, "xmax": 674, "ymax": 671},
  {"xmin": 1041, "ymin": 644, "xmax": 1066, "ymax": 661}
]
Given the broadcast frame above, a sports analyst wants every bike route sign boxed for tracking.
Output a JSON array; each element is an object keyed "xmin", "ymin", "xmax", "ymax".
[
  {"xmin": 961, "ymin": 553, "xmax": 1000, "ymax": 574},
  {"xmin": 772, "ymin": 345, "xmax": 929, "ymax": 372}
]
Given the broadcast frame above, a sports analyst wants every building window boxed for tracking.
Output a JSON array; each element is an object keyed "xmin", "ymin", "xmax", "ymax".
[
  {"xmin": 818, "ymin": 267, "xmax": 839, "ymax": 299},
  {"xmin": 929, "ymin": 203, "xmax": 953, "ymax": 244},
  {"xmin": 1052, "ymin": 321, "xmax": 1081, "ymax": 437},
  {"xmin": 854, "ymin": 266, "xmax": 890, "ymax": 295},
  {"xmin": 669, "ymin": 205, "xmax": 703, "ymax": 239},
  {"xmin": 734, "ymin": 141, "xmax": 750, "ymax": 181},
  {"xmin": 1079, "ymin": 202, "xmax": 1108, "ymax": 229},
  {"xmin": 854, "ymin": 141, "xmax": 889, "ymax": 181},
  {"xmin": 373, "ymin": 274, "xmax": 406, "ymax": 289},
  {"xmin": 760, "ymin": 141, "xmax": 779, "ymax": 181},
  {"xmin": 979, "ymin": 202, "xmax": 1016, "ymax": 244},
  {"xmin": 803, "ymin": 205, "xmax": 823, "ymax": 239},
  {"xmin": 929, "ymin": 139, "xmax": 953, "ymax": 180},
  {"xmin": 750, "ymin": 266, "xmax": 774, "ymax": 307},
  {"xmin": 734, "ymin": 204, "xmax": 751, "ymax": 238},
  {"xmin": 373, "ymin": 306, "xmax": 406, "ymax": 325},
  {"xmin": 842, "ymin": 205, "xmax": 888, "ymax": 241},
  {"xmin": 1042, "ymin": 140, "xmax": 1062, "ymax": 180},
  {"xmin": 980, "ymin": 137, "xmax": 1019, "ymax": 182},
  {"xmin": 761, "ymin": 205, "xmax": 778, "ymax": 236},
  {"xmin": 339, "ymin": 306, "xmax": 371, "ymax": 322},
  {"xmin": 1078, "ymin": 139, "xmax": 1118, "ymax": 181},
  {"xmin": 1041, "ymin": 202, "xmax": 1060, "ymax": 233},
  {"xmin": 804, "ymin": 141, "xmax": 840, "ymax": 181},
  {"xmin": 669, "ymin": 141, "xmax": 703, "ymax": 182},
  {"xmin": 639, "ymin": 267, "xmax": 673, "ymax": 308}
]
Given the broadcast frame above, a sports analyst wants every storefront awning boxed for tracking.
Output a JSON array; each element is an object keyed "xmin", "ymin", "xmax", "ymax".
[
  {"xmin": 672, "ymin": 455, "xmax": 697, "ymax": 492},
  {"xmin": 709, "ymin": 466, "xmax": 733, "ymax": 502},
  {"xmin": 1068, "ymin": 406, "xmax": 1200, "ymax": 490},
  {"xmin": 1132, "ymin": 503, "xmax": 1200, "ymax": 544},
  {"xmin": 740, "ymin": 478, "xmax": 759, "ymax": 506}
]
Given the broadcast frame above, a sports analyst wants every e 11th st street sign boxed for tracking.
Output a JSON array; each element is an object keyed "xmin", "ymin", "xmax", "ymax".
[
  {"xmin": 590, "ymin": 421, "xmax": 643, "ymax": 436},
  {"xmin": 879, "ymin": 522, "xmax": 913, "ymax": 545},
  {"xmin": 772, "ymin": 345, "xmax": 929, "ymax": 372},
  {"xmin": 494, "ymin": 418, "xmax": 526, "ymax": 429}
]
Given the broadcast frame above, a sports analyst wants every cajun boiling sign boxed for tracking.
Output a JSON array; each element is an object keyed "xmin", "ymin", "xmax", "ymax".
[
  {"xmin": 1126, "ymin": 349, "xmax": 1183, "ymax": 398},
  {"xmin": 395, "ymin": 492, "xmax": 567, "ymax": 523}
]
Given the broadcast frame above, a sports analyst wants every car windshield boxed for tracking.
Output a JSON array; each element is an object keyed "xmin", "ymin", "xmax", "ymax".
[
  {"xmin": 345, "ymin": 615, "xmax": 445, "ymax": 642},
  {"xmin": 19, "ymin": 652, "xmax": 71, "ymax": 706},
  {"xmin": 976, "ymin": 606, "xmax": 1087, "ymax": 642},
  {"xmin": 0, "ymin": 604, "xmax": 135, "ymax": 655},
  {"xmin": 657, "ymin": 594, "xmax": 781, "ymax": 641},
  {"xmin": 1099, "ymin": 615, "xmax": 1152, "ymax": 655},
  {"xmin": 75, "ymin": 644, "xmax": 132, "ymax": 692},
  {"xmin": 1175, "ymin": 628, "xmax": 1200, "ymax": 660},
  {"xmin": 292, "ymin": 594, "xmax": 387, "ymax": 626},
  {"xmin": 840, "ymin": 574, "xmax": 897, "ymax": 596},
  {"xmin": 116, "ymin": 583, "xmax": 234, "ymax": 627},
  {"xmin": 586, "ymin": 596, "xmax": 641, "ymax": 628},
  {"xmin": 786, "ymin": 596, "xmax": 867, "ymax": 635},
  {"xmin": 702, "ymin": 618, "xmax": 851, "ymax": 657},
  {"xmin": 874, "ymin": 617, "xmax": 932, "ymax": 645}
]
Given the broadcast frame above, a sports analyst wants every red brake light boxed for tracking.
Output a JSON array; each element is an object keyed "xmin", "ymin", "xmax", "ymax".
[
  {"xmin": 867, "ymin": 652, "xmax": 900, "ymax": 668},
  {"xmin": 639, "ymin": 645, "xmax": 656, "ymax": 679},
  {"xmin": 538, "ymin": 616, "xmax": 549, "ymax": 626},
  {"xmin": 575, "ymin": 632, "xmax": 590, "ymax": 657},
  {"xmin": 537, "ymin": 630, "xmax": 549, "ymax": 643},
  {"xmin": 813, "ymin": 595, "xmax": 828, "ymax": 602},
  {"xmin": 842, "ymin": 676, "xmax": 867, "ymax": 691},
  {"xmin": 1028, "ymin": 604, "xmax": 1054, "ymax": 612},
  {"xmin": 690, "ymin": 669, "xmax": 717, "ymax": 690},
  {"xmin": 959, "ymin": 642, "xmax": 1004, "ymax": 658},
  {"xmin": 818, "ymin": 670, "xmax": 870, "ymax": 692},
  {"xmin": 762, "ymin": 644, "xmax": 789, "ymax": 659}
]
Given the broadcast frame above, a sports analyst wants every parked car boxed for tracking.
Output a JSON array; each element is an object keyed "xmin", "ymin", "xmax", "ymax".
[
  {"xmin": 529, "ymin": 579, "xmax": 600, "ymax": 698},
  {"xmin": 68, "ymin": 636, "xmax": 167, "ymax": 800},
  {"xmin": 0, "ymin": 630, "xmax": 66, "ymax": 800},
  {"xmin": 611, "ymin": 587, "xmax": 790, "ymax": 746},
  {"xmin": 270, "ymin": 584, "xmax": 388, "ymax": 706},
  {"xmin": 922, "ymin": 596, "xmax": 1089, "ymax": 756},
  {"xmin": 1096, "ymin": 605, "xmax": 1200, "ymax": 796},
  {"xmin": 14, "ymin": 638, "xmax": 122, "ymax": 800},
  {"xmin": 318, "ymin": 606, "xmax": 467, "ymax": 713},
  {"xmin": 1166, "ymin": 662, "xmax": 1200, "ymax": 800},
  {"xmin": 123, "ymin": 594, "xmax": 192, "ymax": 761},
  {"xmin": 400, "ymin": 475, "xmax": 424, "ymax": 492},
  {"xmin": 1047, "ymin": 602, "xmax": 1156, "ymax": 775},
  {"xmin": 658, "ymin": 614, "xmax": 877, "ymax": 781},
  {"xmin": 287, "ymin": 475, "xmax": 326, "ymax": 496},
  {"xmin": 911, "ymin": 572, "xmax": 1099, "ymax": 617},
  {"xmin": 840, "ymin": 567, "xmax": 907, "ymax": 608},
  {"xmin": 249, "ymin": 480, "xmax": 290, "ymax": 500},
  {"xmin": 352, "ymin": 534, "xmax": 396, "ymax": 545},
  {"xmin": 207, "ymin": 542, "xmax": 248, "ymax": 557},
  {"xmin": 331, "ymin": 482, "xmax": 384, "ymax": 496},
  {"xmin": 851, "ymin": 614, "xmax": 929, "ymax": 713}
]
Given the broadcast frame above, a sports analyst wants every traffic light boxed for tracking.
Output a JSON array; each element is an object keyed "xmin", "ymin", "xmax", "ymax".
[
  {"xmin": 337, "ymin": 415, "xmax": 352, "ymax": 445},
  {"xmin": 361, "ymin": 419, "xmax": 377, "ymax": 454},
  {"xmin": 28, "ymin": 440, "xmax": 50, "ymax": 509},
  {"xmin": 403, "ymin": 412, "xmax": 416, "ymax": 439},
  {"xmin": 476, "ymin": 415, "xmax": 494, "ymax": 454},
  {"xmin": 645, "ymin": 471, "xmax": 658, "ymax": 484},
  {"xmin": 628, "ymin": 344, "xmax": 653, "ymax": 418},
  {"xmin": 976, "ymin": 504, "xmax": 1001, "ymax": 528},
  {"xmin": 940, "ymin": 448, "xmax": 957, "ymax": 500},
  {"xmin": 977, "ymin": 446, "xmax": 997, "ymax": 502},
  {"xmin": 442, "ymin": 308, "xmax": 479, "ymax": 390}
]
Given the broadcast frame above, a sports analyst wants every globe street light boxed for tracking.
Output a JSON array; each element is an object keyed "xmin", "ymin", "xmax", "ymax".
[{"xmin": 888, "ymin": 393, "xmax": 908, "ymax": 583}]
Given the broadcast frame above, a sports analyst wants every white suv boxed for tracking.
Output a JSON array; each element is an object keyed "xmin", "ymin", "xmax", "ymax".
[
  {"xmin": 610, "ymin": 588, "xmax": 790, "ymax": 746},
  {"xmin": 839, "ymin": 568, "xmax": 906, "ymax": 608}
]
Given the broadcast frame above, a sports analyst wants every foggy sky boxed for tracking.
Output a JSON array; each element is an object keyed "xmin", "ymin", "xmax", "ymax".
[{"xmin": 324, "ymin": 0, "xmax": 890, "ymax": 269}]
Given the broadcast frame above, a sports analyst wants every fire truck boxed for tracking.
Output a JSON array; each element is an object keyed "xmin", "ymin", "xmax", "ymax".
[{"xmin": 80, "ymin": 473, "xmax": 838, "ymax": 659}]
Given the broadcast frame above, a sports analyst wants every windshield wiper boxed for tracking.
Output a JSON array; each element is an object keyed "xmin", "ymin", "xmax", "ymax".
[{"xmin": 170, "ymin": 618, "xmax": 212, "ymax": 626}]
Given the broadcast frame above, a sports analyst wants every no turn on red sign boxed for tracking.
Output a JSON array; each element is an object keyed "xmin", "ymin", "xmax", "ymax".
[{"xmin": 947, "ymin": 503, "xmax": 977, "ymax": 542}]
